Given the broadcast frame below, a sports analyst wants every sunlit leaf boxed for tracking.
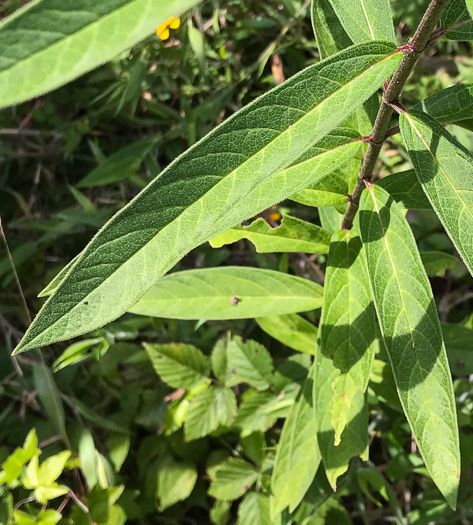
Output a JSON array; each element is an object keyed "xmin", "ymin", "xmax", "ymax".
[
  {"xmin": 15, "ymin": 42, "xmax": 402, "ymax": 353},
  {"xmin": 359, "ymin": 183, "xmax": 460, "ymax": 508}
]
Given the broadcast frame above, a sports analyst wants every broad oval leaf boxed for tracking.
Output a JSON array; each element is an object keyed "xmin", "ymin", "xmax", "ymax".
[
  {"xmin": 359, "ymin": 183, "xmax": 460, "ymax": 508},
  {"xmin": 0, "ymin": 0, "xmax": 202, "ymax": 108},
  {"xmin": 326, "ymin": 0, "xmax": 395, "ymax": 45},
  {"xmin": 319, "ymin": 230, "xmax": 376, "ymax": 445},
  {"xmin": 210, "ymin": 215, "xmax": 331, "ymax": 254},
  {"xmin": 129, "ymin": 267, "xmax": 324, "ymax": 320},
  {"xmin": 400, "ymin": 110, "xmax": 473, "ymax": 279},
  {"xmin": 208, "ymin": 458, "xmax": 258, "ymax": 501},
  {"xmin": 270, "ymin": 368, "xmax": 320, "ymax": 516},
  {"xmin": 15, "ymin": 42, "xmax": 402, "ymax": 353}
]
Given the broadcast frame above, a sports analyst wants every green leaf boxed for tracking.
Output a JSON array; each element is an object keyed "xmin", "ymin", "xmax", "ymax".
[
  {"xmin": 15, "ymin": 42, "xmax": 402, "ymax": 353},
  {"xmin": 210, "ymin": 499, "xmax": 231, "ymax": 525},
  {"xmin": 0, "ymin": 0, "xmax": 202, "ymax": 108},
  {"xmin": 377, "ymin": 170, "xmax": 431, "ymax": 210},
  {"xmin": 416, "ymin": 83, "xmax": 473, "ymax": 130},
  {"xmin": 144, "ymin": 343, "xmax": 210, "ymax": 390},
  {"xmin": 210, "ymin": 215, "xmax": 331, "ymax": 254},
  {"xmin": 79, "ymin": 429, "xmax": 98, "ymax": 489},
  {"xmin": 441, "ymin": 0, "xmax": 473, "ymax": 41},
  {"xmin": 238, "ymin": 493, "xmax": 278, "ymax": 525},
  {"xmin": 226, "ymin": 337, "xmax": 274, "ymax": 391},
  {"xmin": 313, "ymin": 345, "xmax": 369, "ymax": 488},
  {"xmin": 400, "ymin": 110, "xmax": 473, "ymax": 279},
  {"xmin": 467, "ymin": 0, "xmax": 473, "ymax": 17},
  {"xmin": 32, "ymin": 365, "xmax": 68, "ymax": 445},
  {"xmin": 359, "ymin": 183, "xmax": 460, "ymax": 508},
  {"xmin": 208, "ymin": 458, "xmax": 258, "ymax": 501},
  {"xmin": 129, "ymin": 267, "xmax": 324, "ymax": 320},
  {"xmin": 257, "ymin": 314, "xmax": 317, "ymax": 354},
  {"xmin": 290, "ymin": 174, "xmax": 348, "ymax": 208},
  {"xmin": 420, "ymin": 251, "xmax": 458, "ymax": 276},
  {"xmin": 157, "ymin": 456, "xmax": 197, "ymax": 509},
  {"xmin": 319, "ymin": 230, "xmax": 376, "ymax": 445},
  {"xmin": 184, "ymin": 386, "xmax": 237, "ymax": 441},
  {"xmin": 442, "ymin": 323, "xmax": 473, "ymax": 377},
  {"xmin": 270, "ymin": 369, "xmax": 320, "ymax": 516},
  {"xmin": 312, "ymin": 0, "xmax": 353, "ymax": 59},
  {"xmin": 77, "ymin": 137, "xmax": 158, "ymax": 188},
  {"xmin": 326, "ymin": 0, "xmax": 396, "ymax": 45},
  {"xmin": 53, "ymin": 337, "xmax": 110, "ymax": 371}
]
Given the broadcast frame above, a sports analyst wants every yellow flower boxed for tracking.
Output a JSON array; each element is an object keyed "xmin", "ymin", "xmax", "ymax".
[{"xmin": 156, "ymin": 16, "xmax": 181, "ymax": 41}]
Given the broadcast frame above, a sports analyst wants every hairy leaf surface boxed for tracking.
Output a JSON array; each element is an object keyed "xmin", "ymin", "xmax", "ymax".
[
  {"xmin": 0, "ymin": 0, "xmax": 202, "ymax": 108},
  {"xmin": 16, "ymin": 42, "xmax": 401, "ymax": 353},
  {"xmin": 359, "ymin": 183, "xmax": 460, "ymax": 508},
  {"xmin": 400, "ymin": 110, "xmax": 473, "ymax": 279},
  {"xmin": 129, "ymin": 267, "xmax": 323, "ymax": 320},
  {"xmin": 210, "ymin": 215, "xmax": 331, "ymax": 254}
]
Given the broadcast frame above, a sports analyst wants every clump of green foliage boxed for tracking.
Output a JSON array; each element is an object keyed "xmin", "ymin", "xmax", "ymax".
[{"xmin": 3, "ymin": 0, "xmax": 473, "ymax": 523}]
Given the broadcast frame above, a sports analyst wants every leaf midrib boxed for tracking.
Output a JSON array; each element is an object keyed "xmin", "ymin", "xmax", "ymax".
[
  {"xmin": 367, "ymin": 186, "xmax": 443, "ymax": 464},
  {"xmin": 0, "ymin": 0, "xmax": 149, "ymax": 76},
  {"xmin": 21, "ymin": 49, "xmax": 398, "ymax": 350}
]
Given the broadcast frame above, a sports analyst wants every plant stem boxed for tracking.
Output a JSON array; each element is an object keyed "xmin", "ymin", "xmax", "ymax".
[{"xmin": 341, "ymin": 0, "xmax": 451, "ymax": 230}]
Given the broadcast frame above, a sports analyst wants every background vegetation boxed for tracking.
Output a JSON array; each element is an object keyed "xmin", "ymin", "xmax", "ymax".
[{"xmin": 2, "ymin": 0, "xmax": 473, "ymax": 523}]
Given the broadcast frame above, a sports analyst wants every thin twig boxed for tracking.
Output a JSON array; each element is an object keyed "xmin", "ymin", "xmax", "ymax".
[{"xmin": 341, "ymin": 0, "xmax": 452, "ymax": 230}]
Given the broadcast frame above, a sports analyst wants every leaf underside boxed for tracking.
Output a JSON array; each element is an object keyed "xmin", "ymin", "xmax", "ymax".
[{"xmin": 15, "ymin": 42, "xmax": 401, "ymax": 353}]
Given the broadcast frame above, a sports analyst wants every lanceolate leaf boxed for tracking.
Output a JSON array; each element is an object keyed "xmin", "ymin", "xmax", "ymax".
[
  {"xmin": 270, "ymin": 367, "xmax": 320, "ymax": 516},
  {"xmin": 319, "ymin": 230, "xmax": 376, "ymax": 445},
  {"xmin": 400, "ymin": 110, "xmax": 473, "ymax": 279},
  {"xmin": 311, "ymin": 0, "xmax": 353, "ymax": 59},
  {"xmin": 359, "ymin": 183, "xmax": 460, "ymax": 508},
  {"xmin": 14, "ymin": 42, "xmax": 401, "ymax": 353},
  {"xmin": 129, "ymin": 267, "xmax": 324, "ymax": 320},
  {"xmin": 210, "ymin": 215, "xmax": 331, "ymax": 254},
  {"xmin": 313, "ymin": 345, "xmax": 368, "ymax": 488},
  {"xmin": 416, "ymin": 83, "xmax": 473, "ymax": 131},
  {"xmin": 0, "ymin": 0, "xmax": 202, "ymax": 108},
  {"xmin": 289, "ymin": 174, "xmax": 348, "ymax": 208},
  {"xmin": 326, "ymin": 0, "xmax": 395, "ymax": 45}
]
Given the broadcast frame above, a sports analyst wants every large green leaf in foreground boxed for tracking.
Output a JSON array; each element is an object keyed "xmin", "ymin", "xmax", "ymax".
[
  {"xmin": 0, "ymin": 0, "xmax": 202, "ymax": 108},
  {"xmin": 129, "ymin": 267, "xmax": 323, "ymax": 320},
  {"xmin": 400, "ymin": 110, "xmax": 473, "ymax": 279},
  {"xmin": 15, "ymin": 42, "xmax": 401, "ymax": 353},
  {"xmin": 359, "ymin": 184, "xmax": 460, "ymax": 508}
]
